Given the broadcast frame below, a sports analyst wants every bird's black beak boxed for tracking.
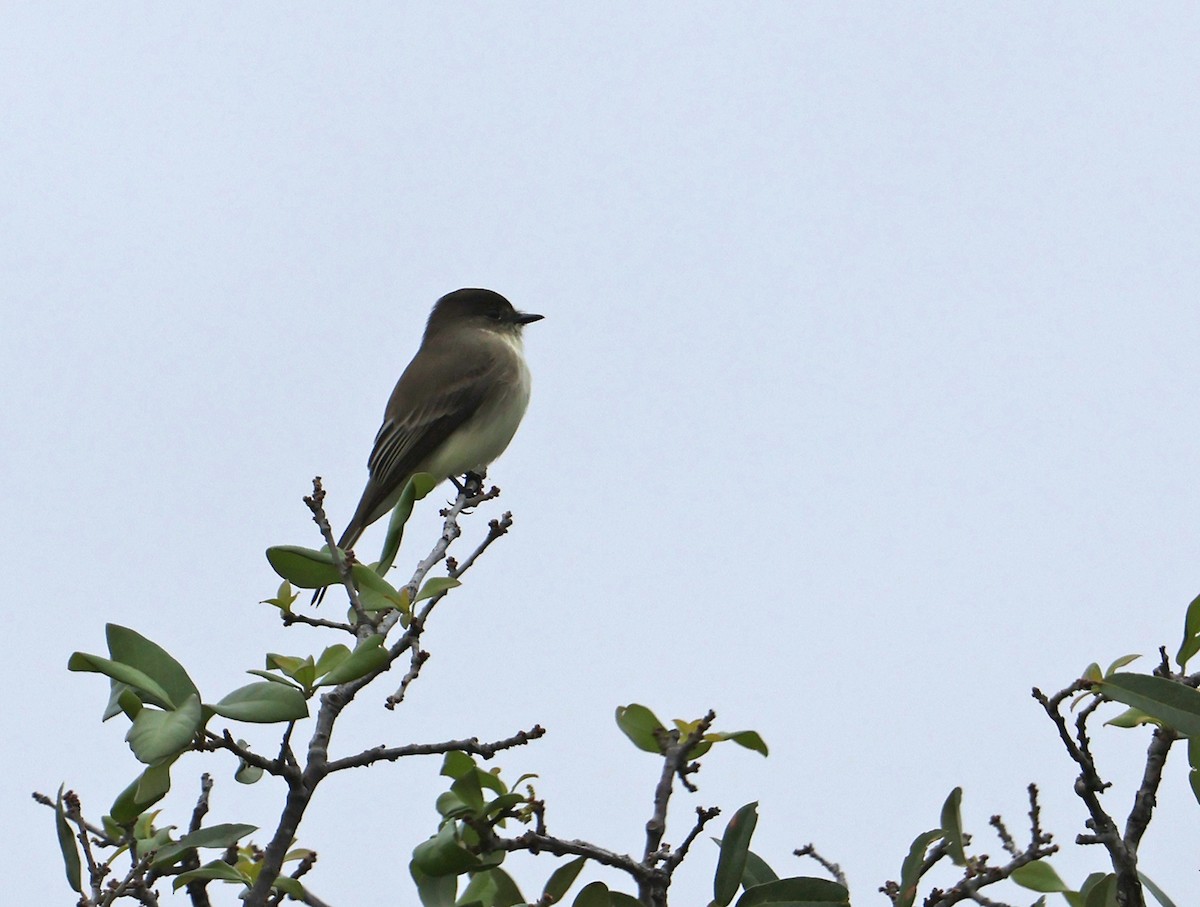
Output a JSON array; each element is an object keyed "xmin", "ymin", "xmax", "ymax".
[{"xmin": 514, "ymin": 312, "xmax": 544, "ymax": 325}]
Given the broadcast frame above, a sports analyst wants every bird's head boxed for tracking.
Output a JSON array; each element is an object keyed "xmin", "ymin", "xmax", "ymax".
[{"xmin": 426, "ymin": 288, "xmax": 543, "ymax": 339}]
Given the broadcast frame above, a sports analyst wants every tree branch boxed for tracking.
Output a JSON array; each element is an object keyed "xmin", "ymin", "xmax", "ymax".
[{"xmin": 325, "ymin": 725, "xmax": 545, "ymax": 773}]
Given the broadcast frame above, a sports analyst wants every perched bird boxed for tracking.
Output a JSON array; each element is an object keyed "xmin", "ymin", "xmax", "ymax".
[{"xmin": 337, "ymin": 287, "xmax": 542, "ymax": 554}]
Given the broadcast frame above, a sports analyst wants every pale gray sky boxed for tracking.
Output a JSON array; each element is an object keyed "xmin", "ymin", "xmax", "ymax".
[{"xmin": 5, "ymin": 5, "xmax": 1199, "ymax": 905}]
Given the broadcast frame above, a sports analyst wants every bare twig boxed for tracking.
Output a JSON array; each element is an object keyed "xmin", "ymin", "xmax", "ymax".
[
  {"xmin": 663, "ymin": 806, "xmax": 721, "ymax": 873},
  {"xmin": 795, "ymin": 843, "xmax": 849, "ymax": 890},
  {"xmin": 242, "ymin": 477, "xmax": 511, "ymax": 906},
  {"xmin": 200, "ymin": 731, "xmax": 290, "ymax": 778},
  {"xmin": 1124, "ymin": 726, "xmax": 1177, "ymax": 852},
  {"xmin": 65, "ymin": 791, "xmax": 105, "ymax": 903},
  {"xmin": 281, "ymin": 611, "xmax": 356, "ymax": 633},
  {"xmin": 919, "ymin": 786, "xmax": 1057, "ymax": 907},
  {"xmin": 1034, "ymin": 680, "xmax": 1147, "ymax": 907},
  {"xmin": 188, "ymin": 774, "xmax": 214, "ymax": 833},
  {"xmin": 479, "ymin": 829, "xmax": 653, "ymax": 882},
  {"xmin": 304, "ymin": 478, "xmax": 371, "ymax": 630},
  {"xmin": 643, "ymin": 712, "xmax": 715, "ymax": 865},
  {"xmin": 31, "ymin": 791, "xmax": 115, "ymax": 844},
  {"xmin": 325, "ymin": 725, "xmax": 545, "ymax": 773},
  {"xmin": 449, "ymin": 512, "xmax": 513, "ymax": 578},
  {"xmin": 385, "ymin": 649, "xmax": 430, "ymax": 710}
]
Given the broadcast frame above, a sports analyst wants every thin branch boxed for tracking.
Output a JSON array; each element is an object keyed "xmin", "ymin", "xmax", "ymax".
[
  {"xmin": 480, "ymin": 829, "xmax": 653, "ymax": 882},
  {"xmin": 643, "ymin": 712, "xmax": 715, "ymax": 864},
  {"xmin": 449, "ymin": 512, "xmax": 513, "ymax": 579},
  {"xmin": 104, "ymin": 851, "xmax": 158, "ymax": 906},
  {"xmin": 384, "ymin": 649, "xmax": 430, "ymax": 710},
  {"xmin": 31, "ymin": 791, "xmax": 116, "ymax": 845},
  {"xmin": 325, "ymin": 725, "xmax": 545, "ymax": 773},
  {"xmin": 188, "ymin": 774, "xmax": 214, "ymax": 833},
  {"xmin": 794, "ymin": 843, "xmax": 849, "ymax": 890},
  {"xmin": 243, "ymin": 477, "xmax": 510, "ymax": 906},
  {"xmin": 65, "ymin": 791, "xmax": 105, "ymax": 903},
  {"xmin": 921, "ymin": 786, "xmax": 1057, "ymax": 907},
  {"xmin": 201, "ymin": 731, "xmax": 292, "ymax": 778},
  {"xmin": 1124, "ymin": 725, "xmax": 1177, "ymax": 851},
  {"xmin": 663, "ymin": 807, "xmax": 721, "ymax": 873},
  {"xmin": 281, "ymin": 611, "xmax": 356, "ymax": 633},
  {"xmin": 1032, "ymin": 685, "xmax": 1119, "ymax": 846},
  {"xmin": 304, "ymin": 478, "xmax": 371, "ymax": 629},
  {"xmin": 988, "ymin": 814, "xmax": 1018, "ymax": 859},
  {"xmin": 1034, "ymin": 680, "xmax": 1147, "ymax": 906}
]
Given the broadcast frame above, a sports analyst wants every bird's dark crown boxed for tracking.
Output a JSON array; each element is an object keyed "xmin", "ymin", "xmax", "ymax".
[{"xmin": 426, "ymin": 288, "xmax": 542, "ymax": 335}]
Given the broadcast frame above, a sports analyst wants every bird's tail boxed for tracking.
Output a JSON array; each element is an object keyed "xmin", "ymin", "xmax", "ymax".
[{"xmin": 310, "ymin": 523, "xmax": 364, "ymax": 606}]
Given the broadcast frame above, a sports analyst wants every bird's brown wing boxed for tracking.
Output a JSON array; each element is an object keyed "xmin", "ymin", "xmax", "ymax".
[{"xmin": 337, "ymin": 353, "xmax": 498, "ymax": 550}]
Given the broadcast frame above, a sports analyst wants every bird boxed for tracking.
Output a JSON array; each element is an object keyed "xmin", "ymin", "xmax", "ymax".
[{"xmin": 336, "ymin": 287, "xmax": 542, "ymax": 557}]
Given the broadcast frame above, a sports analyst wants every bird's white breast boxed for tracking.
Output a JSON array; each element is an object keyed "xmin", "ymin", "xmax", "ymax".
[{"xmin": 422, "ymin": 331, "xmax": 532, "ymax": 479}]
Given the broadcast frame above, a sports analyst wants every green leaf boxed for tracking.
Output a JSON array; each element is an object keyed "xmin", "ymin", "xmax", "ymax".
[
  {"xmin": 1139, "ymin": 872, "xmax": 1178, "ymax": 907},
  {"xmin": 614, "ymin": 703, "xmax": 667, "ymax": 754},
  {"xmin": 210, "ymin": 682, "xmax": 309, "ymax": 723},
  {"xmin": 315, "ymin": 644, "xmax": 352, "ymax": 676},
  {"xmin": 1104, "ymin": 707, "xmax": 1156, "ymax": 729},
  {"xmin": 125, "ymin": 694, "xmax": 203, "ymax": 764},
  {"xmin": 178, "ymin": 823, "xmax": 257, "ymax": 849},
  {"xmin": 265, "ymin": 545, "xmax": 341, "ymax": 589},
  {"xmin": 1082, "ymin": 663, "xmax": 1103, "ymax": 684},
  {"xmin": 106, "ymin": 624, "xmax": 200, "ymax": 708},
  {"xmin": 173, "ymin": 859, "xmax": 252, "ymax": 889},
  {"xmin": 1099, "ymin": 673, "xmax": 1200, "ymax": 736},
  {"xmin": 442, "ymin": 751, "xmax": 477, "ymax": 780},
  {"xmin": 55, "ymin": 786, "xmax": 82, "ymax": 893},
  {"xmin": 734, "ymin": 877, "xmax": 850, "ymax": 906},
  {"xmin": 260, "ymin": 580, "xmax": 298, "ymax": 613},
  {"xmin": 135, "ymin": 824, "xmax": 173, "ymax": 858},
  {"xmin": 412, "ymin": 861, "xmax": 458, "ymax": 907},
  {"xmin": 272, "ymin": 876, "xmax": 307, "ymax": 898},
  {"xmin": 68, "ymin": 652, "xmax": 174, "ymax": 710},
  {"xmin": 713, "ymin": 802, "xmax": 759, "ymax": 907},
  {"xmin": 245, "ymin": 669, "xmax": 304, "ymax": 690},
  {"xmin": 1176, "ymin": 591, "xmax": 1200, "ymax": 668},
  {"xmin": 572, "ymin": 881, "xmax": 612, "ymax": 907},
  {"xmin": 412, "ymin": 822, "xmax": 482, "ymax": 877},
  {"xmin": 108, "ymin": 762, "xmax": 173, "ymax": 825},
  {"xmin": 377, "ymin": 473, "xmax": 439, "ymax": 575},
  {"xmin": 265, "ymin": 653, "xmax": 311, "ymax": 678},
  {"xmin": 132, "ymin": 809, "xmax": 160, "ymax": 841},
  {"xmin": 1011, "ymin": 860, "xmax": 1071, "ymax": 893},
  {"xmin": 233, "ymin": 740, "xmax": 264, "ymax": 784},
  {"xmin": 1105, "ymin": 654, "xmax": 1141, "ymax": 677},
  {"xmin": 477, "ymin": 767, "xmax": 507, "ymax": 795},
  {"xmin": 486, "ymin": 792, "xmax": 527, "ymax": 818},
  {"xmin": 896, "ymin": 829, "xmax": 943, "ymax": 907},
  {"xmin": 101, "ymin": 814, "xmax": 124, "ymax": 843},
  {"xmin": 542, "ymin": 856, "xmax": 587, "ymax": 904},
  {"xmin": 726, "ymin": 730, "xmax": 769, "ymax": 757},
  {"xmin": 235, "ymin": 761, "xmax": 264, "ymax": 784},
  {"xmin": 136, "ymin": 759, "xmax": 175, "ymax": 804},
  {"xmin": 458, "ymin": 868, "xmax": 525, "ymax": 907},
  {"xmin": 102, "ymin": 681, "xmax": 143, "ymax": 721},
  {"xmin": 317, "ymin": 635, "xmax": 388, "ymax": 686},
  {"xmin": 353, "ymin": 565, "xmax": 411, "ymax": 612},
  {"xmin": 741, "ymin": 850, "xmax": 778, "ymax": 889},
  {"xmin": 451, "ymin": 771, "xmax": 485, "ymax": 813},
  {"xmin": 415, "ymin": 576, "xmax": 462, "ymax": 603},
  {"xmin": 149, "ymin": 842, "xmax": 190, "ymax": 869},
  {"xmin": 1082, "ymin": 873, "xmax": 1117, "ymax": 907},
  {"xmin": 608, "ymin": 894, "xmax": 642, "ymax": 907},
  {"xmin": 436, "ymin": 791, "xmax": 473, "ymax": 819},
  {"xmin": 939, "ymin": 787, "xmax": 966, "ymax": 866}
]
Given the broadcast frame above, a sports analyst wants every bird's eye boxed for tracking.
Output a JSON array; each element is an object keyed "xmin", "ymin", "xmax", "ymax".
[{"xmin": 488, "ymin": 309, "xmax": 504, "ymax": 320}]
